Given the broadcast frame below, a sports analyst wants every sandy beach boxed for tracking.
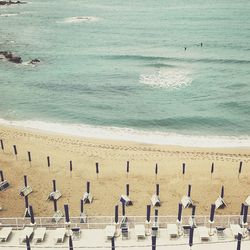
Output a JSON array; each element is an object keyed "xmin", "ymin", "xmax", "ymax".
[{"xmin": 0, "ymin": 124, "xmax": 249, "ymax": 218}]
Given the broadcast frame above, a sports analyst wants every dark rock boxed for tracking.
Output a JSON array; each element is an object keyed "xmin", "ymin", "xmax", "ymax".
[
  {"xmin": 29, "ymin": 58, "xmax": 40, "ymax": 64},
  {"xmin": 0, "ymin": 1, "xmax": 26, "ymax": 5},
  {"xmin": 0, "ymin": 51, "xmax": 22, "ymax": 64}
]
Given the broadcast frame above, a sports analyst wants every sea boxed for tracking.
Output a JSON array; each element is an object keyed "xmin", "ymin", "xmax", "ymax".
[{"xmin": 0, "ymin": 0, "xmax": 250, "ymax": 147}]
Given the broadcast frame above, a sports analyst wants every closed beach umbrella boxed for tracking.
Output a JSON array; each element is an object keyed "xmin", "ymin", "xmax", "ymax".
[
  {"xmin": 69, "ymin": 235, "xmax": 73, "ymax": 250},
  {"xmin": 122, "ymin": 202, "xmax": 125, "ymax": 216},
  {"xmin": 211, "ymin": 162, "xmax": 214, "ymax": 174},
  {"xmin": 53, "ymin": 199, "xmax": 57, "ymax": 212},
  {"xmin": 70, "ymin": 160, "xmax": 73, "ymax": 172},
  {"xmin": 80, "ymin": 199, "xmax": 84, "ymax": 213},
  {"xmin": 209, "ymin": 204, "xmax": 216, "ymax": 223},
  {"xmin": 126, "ymin": 161, "xmax": 129, "ymax": 173},
  {"xmin": 111, "ymin": 236, "xmax": 115, "ymax": 250},
  {"xmin": 24, "ymin": 175, "xmax": 28, "ymax": 187},
  {"xmin": 24, "ymin": 196, "xmax": 30, "ymax": 217},
  {"xmin": 156, "ymin": 184, "xmax": 159, "ymax": 196},
  {"xmin": 189, "ymin": 227, "xmax": 194, "ymax": 248},
  {"xmin": 154, "ymin": 209, "xmax": 158, "ymax": 223},
  {"xmin": 220, "ymin": 186, "xmax": 224, "ymax": 198},
  {"xmin": 237, "ymin": 233, "xmax": 242, "ymax": 250},
  {"xmin": 114, "ymin": 205, "xmax": 118, "ymax": 224},
  {"xmin": 29, "ymin": 205, "xmax": 35, "ymax": 224},
  {"xmin": 243, "ymin": 205, "xmax": 248, "ymax": 224},
  {"xmin": 187, "ymin": 184, "xmax": 191, "ymax": 197},
  {"xmin": 192, "ymin": 205, "xmax": 196, "ymax": 217},
  {"xmin": 152, "ymin": 235, "xmax": 156, "ymax": 250},
  {"xmin": 47, "ymin": 156, "xmax": 50, "ymax": 168},
  {"xmin": 64, "ymin": 204, "xmax": 70, "ymax": 224},
  {"xmin": 87, "ymin": 181, "xmax": 90, "ymax": 193},
  {"xmin": 13, "ymin": 145, "xmax": 17, "ymax": 156},
  {"xmin": 239, "ymin": 161, "xmax": 243, "ymax": 174},
  {"xmin": 182, "ymin": 163, "xmax": 185, "ymax": 175},
  {"xmin": 0, "ymin": 170, "xmax": 4, "ymax": 182},
  {"xmin": 177, "ymin": 203, "xmax": 182, "ymax": 222},
  {"xmin": 52, "ymin": 180, "xmax": 56, "ymax": 192},
  {"xmin": 240, "ymin": 203, "xmax": 244, "ymax": 216},
  {"xmin": 96, "ymin": 162, "xmax": 99, "ymax": 174},
  {"xmin": 126, "ymin": 184, "xmax": 129, "ymax": 196},
  {"xmin": 0, "ymin": 139, "xmax": 4, "ymax": 151},
  {"xmin": 28, "ymin": 151, "xmax": 31, "ymax": 163},
  {"xmin": 26, "ymin": 235, "xmax": 31, "ymax": 250},
  {"xmin": 155, "ymin": 164, "xmax": 158, "ymax": 175},
  {"xmin": 146, "ymin": 205, "xmax": 151, "ymax": 222}
]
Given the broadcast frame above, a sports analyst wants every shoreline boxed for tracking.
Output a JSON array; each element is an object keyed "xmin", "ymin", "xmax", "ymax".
[
  {"xmin": 0, "ymin": 124, "xmax": 250, "ymax": 218},
  {"xmin": 0, "ymin": 118, "xmax": 250, "ymax": 148}
]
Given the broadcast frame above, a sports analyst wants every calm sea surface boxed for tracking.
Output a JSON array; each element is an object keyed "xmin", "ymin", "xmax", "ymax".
[{"xmin": 0, "ymin": 0, "xmax": 250, "ymax": 146}]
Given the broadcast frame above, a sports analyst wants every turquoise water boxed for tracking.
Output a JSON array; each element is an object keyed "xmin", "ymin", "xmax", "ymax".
[{"xmin": 0, "ymin": 0, "xmax": 250, "ymax": 146}]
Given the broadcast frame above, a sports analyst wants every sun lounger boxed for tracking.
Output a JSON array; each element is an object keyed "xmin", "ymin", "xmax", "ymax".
[
  {"xmin": 0, "ymin": 227, "xmax": 12, "ymax": 242},
  {"xmin": 120, "ymin": 195, "xmax": 132, "ymax": 206},
  {"xmin": 135, "ymin": 225, "xmax": 146, "ymax": 240},
  {"xmin": 19, "ymin": 186, "xmax": 33, "ymax": 197},
  {"xmin": 54, "ymin": 228, "xmax": 66, "ymax": 244},
  {"xmin": 48, "ymin": 190, "xmax": 62, "ymax": 201},
  {"xmin": 230, "ymin": 224, "xmax": 242, "ymax": 238},
  {"xmin": 33, "ymin": 227, "xmax": 46, "ymax": 244},
  {"xmin": 167, "ymin": 224, "xmax": 178, "ymax": 239},
  {"xmin": 198, "ymin": 226, "xmax": 210, "ymax": 241},
  {"xmin": 216, "ymin": 227, "xmax": 226, "ymax": 240},
  {"xmin": 18, "ymin": 227, "xmax": 34, "ymax": 244},
  {"xmin": 83, "ymin": 192, "xmax": 93, "ymax": 204},
  {"xmin": 52, "ymin": 210, "xmax": 64, "ymax": 223},
  {"xmin": 151, "ymin": 194, "xmax": 160, "ymax": 207},
  {"xmin": 181, "ymin": 196, "xmax": 193, "ymax": 208},
  {"xmin": 215, "ymin": 196, "xmax": 227, "ymax": 209},
  {"xmin": 245, "ymin": 196, "xmax": 250, "ymax": 206},
  {"xmin": 105, "ymin": 225, "xmax": 116, "ymax": 240}
]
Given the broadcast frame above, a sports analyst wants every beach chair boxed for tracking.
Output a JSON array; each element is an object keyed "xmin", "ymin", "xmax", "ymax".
[
  {"xmin": 198, "ymin": 226, "xmax": 210, "ymax": 241},
  {"xmin": 216, "ymin": 227, "xmax": 226, "ymax": 240},
  {"xmin": 48, "ymin": 190, "xmax": 62, "ymax": 201},
  {"xmin": 0, "ymin": 180, "xmax": 10, "ymax": 191},
  {"xmin": 135, "ymin": 225, "xmax": 146, "ymax": 240},
  {"xmin": 18, "ymin": 227, "xmax": 34, "ymax": 244},
  {"xmin": 167, "ymin": 224, "xmax": 178, "ymax": 239},
  {"xmin": 105, "ymin": 225, "xmax": 116, "ymax": 241},
  {"xmin": 52, "ymin": 210, "xmax": 64, "ymax": 223},
  {"xmin": 120, "ymin": 195, "xmax": 132, "ymax": 206},
  {"xmin": 82, "ymin": 192, "xmax": 93, "ymax": 204},
  {"xmin": 33, "ymin": 227, "xmax": 46, "ymax": 244},
  {"xmin": 0, "ymin": 227, "xmax": 12, "ymax": 242},
  {"xmin": 245, "ymin": 196, "xmax": 250, "ymax": 206},
  {"xmin": 53, "ymin": 228, "xmax": 66, "ymax": 244},
  {"xmin": 121, "ymin": 225, "xmax": 129, "ymax": 240},
  {"xmin": 215, "ymin": 196, "xmax": 227, "ymax": 209},
  {"xmin": 181, "ymin": 195, "xmax": 193, "ymax": 208},
  {"xmin": 182, "ymin": 225, "xmax": 191, "ymax": 237},
  {"xmin": 151, "ymin": 194, "xmax": 160, "ymax": 207},
  {"xmin": 19, "ymin": 186, "xmax": 33, "ymax": 197},
  {"xmin": 230, "ymin": 224, "xmax": 242, "ymax": 238},
  {"xmin": 72, "ymin": 227, "xmax": 81, "ymax": 240},
  {"xmin": 80, "ymin": 211, "xmax": 87, "ymax": 223}
]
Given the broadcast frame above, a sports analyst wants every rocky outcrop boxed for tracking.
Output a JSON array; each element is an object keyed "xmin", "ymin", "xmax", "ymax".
[
  {"xmin": 29, "ymin": 58, "xmax": 40, "ymax": 65},
  {"xmin": 0, "ymin": 1, "xmax": 26, "ymax": 5},
  {"xmin": 0, "ymin": 51, "xmax": 22, "ymax": 64}
]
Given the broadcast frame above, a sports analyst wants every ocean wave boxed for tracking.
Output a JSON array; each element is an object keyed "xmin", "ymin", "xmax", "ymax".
[
  {"xmin": 104, "ymin": 54, "xmax": 250, "ymax": 65},
  {"xmin": 59, "ymin": 16, "xmax": 99, "ymax": 24},
  {"xmin": 0, "ymin": 118, "xmax": 249, "ymax": 148},
  {"xmin": 0, "ymin": 13, "xmax": 18, "ymax": 17},
  {"xmin": 139, "ymin": 68, "xmax": 192, "ymax": 89}
]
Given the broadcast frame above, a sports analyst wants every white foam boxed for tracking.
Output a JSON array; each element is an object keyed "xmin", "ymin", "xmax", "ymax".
[
  {"xmin": 140, "ymin": 68, "xmax": 192, "ymax": 89},
  {"xmin": 0, "ymin": 13, "xmax": 18, "ymax": 17},
  {"xmin": 0, "ymin": 118, "xmax": 249, "ymax": 148},
  {"xmin": 60, "ymin": 16, "xmax": 99, "ymax": 24}
]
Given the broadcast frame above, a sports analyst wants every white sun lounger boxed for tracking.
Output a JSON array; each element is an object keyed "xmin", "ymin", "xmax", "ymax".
[
  {"xmin": 33, "ymin": 227, "xmax": 46, "ymax": 244},
  {"xmin": 230, "ymin": 224, "xmax": 242, "ymax": 238},
  {"xmin": 54, "ymin": 228, "xmax": 66, "ymax": 244},
  {"xmin": 105, "ymin": 225, "xmax": 116, "ymax": 240},
  {"xmin": 18, "ymin": 227, "xmax": 34, "ymax": 244},
  {"xmin": 0, "ymin": 227, "xmax": 12, "ymax": 242},
  {"xmin": 181, "ymin": 196, "xmax": 193, "ymax": 208},
  {"xmin": 198, "ymin": 226, "xmax": 210, "ymax": 241},
  {"xmin": 135, "ymin": 225, "xmax": 146, "ymax": 240},
  {"xmin": 167, "ymin": 224, "xmax": 178, "ymax": 239},
  {"xmin": 245, "ymin": 196, "xmax": 250, "ymax": 206},
  {"xmin": 215, "ymin": 196, "xmax": 227, "ymax": 209}
]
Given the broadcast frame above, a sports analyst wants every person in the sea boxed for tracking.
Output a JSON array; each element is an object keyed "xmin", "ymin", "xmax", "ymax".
[
  {"xmin": 184, "ymin": 47, "xmax": 187, "ymax": 51},
  {"xmin": 201, "ymin": 42, "xmax": 203, "ymax": 47}
]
